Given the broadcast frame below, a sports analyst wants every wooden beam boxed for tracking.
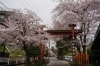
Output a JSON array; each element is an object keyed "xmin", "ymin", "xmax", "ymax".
[{"xmin": 45, "ymin": 30, "xmax": 82, "ymax": 35}]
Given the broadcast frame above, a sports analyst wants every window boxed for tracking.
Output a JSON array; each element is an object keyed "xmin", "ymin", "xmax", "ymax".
[{"xmin": 0, "ymin": 15, "xmax": 4, "ymax": 19}]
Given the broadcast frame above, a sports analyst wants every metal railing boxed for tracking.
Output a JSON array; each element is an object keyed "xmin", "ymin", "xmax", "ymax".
[{"xmin": 0, "ymin": 57, "xmax": 25, "ymax": 65}]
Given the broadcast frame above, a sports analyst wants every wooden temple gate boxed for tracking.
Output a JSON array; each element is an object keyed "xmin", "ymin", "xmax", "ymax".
[{"xmin": 45, "ymin": 24, "xmax": 90, "ymax": 65}]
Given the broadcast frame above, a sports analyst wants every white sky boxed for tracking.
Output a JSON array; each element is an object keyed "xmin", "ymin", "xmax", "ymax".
[
  {"xmin": 0, "ymin": 0, "xmax": 58, "ymax": 48},
  {"xmin": 0, "ymin": 0, "xmax": 58, "ymax": 27}
]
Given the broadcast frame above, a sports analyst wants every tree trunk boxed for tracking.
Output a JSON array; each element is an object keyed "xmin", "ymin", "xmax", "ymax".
[
  {"xmin": 23, "ymin": 42, "xmax": 31, "ymax": 66},
  {"xmin": 2, "ymin": 43, "xmax": 5, "ymax": 57},
  {"xmin": 83, "ymin": 34, "xmax": 86, "ymax": 53},
  {"xmin": 76, "ymin": 46, "xmax": 81, "ymax": 54},
  {"xmin": 26, "ymin": 54, "xmax": 31, "ymax": 66},
  {"xmin": 83, "ymin": 45, "xmax": 86, "ymax": 54}
]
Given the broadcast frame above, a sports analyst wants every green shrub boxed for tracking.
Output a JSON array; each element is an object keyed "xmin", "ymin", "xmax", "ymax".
[
  {"xmin": 30, "ymin": 59, "xmax": 50, "ymax": 66},
  {"xmin": 86, "ymin": 64, "xmax": 94, "ymax": 66},
  {"xmin": 69, "ymin": 60, "xmax": 79, "ymax": 66},
  {"xmin": 31, "ymin": 62, "xmax": 41, "ymax": 66}
]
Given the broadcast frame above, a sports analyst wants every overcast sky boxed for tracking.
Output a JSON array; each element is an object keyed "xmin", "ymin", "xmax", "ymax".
[{"xmin": 0, "ymin": 0, "xmax": 58, "ymax": 27}]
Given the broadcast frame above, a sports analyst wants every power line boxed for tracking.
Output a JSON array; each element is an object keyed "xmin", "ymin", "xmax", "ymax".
[
  {"xmin": 0, "ymin": 7, "xmax": 5, "ymax": 11},
  {"xmin": 2, "ymin": 0, "xmax": 24, "ymax": 11},
  {"xmin": 20, "ymin": 0, "xmax": 48, "ymax": 23},
  {"xmin": 17, "ymin": 0, "xmax": 26, "ymax": 8},
  {"xmin": 25, "ymin": 0, "xmax": 47, "ymax": 22},
  {"xmin": 5, "ymin": 0, "xmax": 13, "ymax": 7},
  {"xmin": 0, "ymin": 2, "xmax": 11, "ymax": 11},
  {"xmin": 29, "ymin": 0, "xmax": 48, "ymax": 22},
  {"xmin": 9, "ymin": 0, "xmax": 18, "ymax": 8},
  {"xmin": 25, "ymin": 0, "xmax": 33, "ymax": 9},
  {"xmin": 1, "ymin": 0, "xmax": 48, "ymax": 23},
  {"xmin": 9, "ymin": 0, "xmax": 26, "ymax": 10},
  {"xmin": 20, "ymin": 0, "xmax": 28, "ymax": 8}
]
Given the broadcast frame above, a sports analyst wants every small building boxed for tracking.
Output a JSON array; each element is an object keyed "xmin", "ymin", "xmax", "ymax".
[
  {"xmin": 90, "ymin": 24, "xmax": 100, "ymax": 64},
  {"xmin": 0, "ymin": 11, "xmax": 11, "ymax": 22}
]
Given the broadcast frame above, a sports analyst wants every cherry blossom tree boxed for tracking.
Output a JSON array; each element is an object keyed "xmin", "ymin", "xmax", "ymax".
[
  {"xmin": 0, "ymin": 9, "xmax": 47, "ymax": 66},
  {"xmin": 51, "ymin": 0, "xmax": 100, "ymax": 53}
]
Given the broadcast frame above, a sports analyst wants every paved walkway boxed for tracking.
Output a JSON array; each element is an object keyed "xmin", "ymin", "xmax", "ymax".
[{"xmin": 46, "ymin": 57, "xmax": 69, "ymax": 66}]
